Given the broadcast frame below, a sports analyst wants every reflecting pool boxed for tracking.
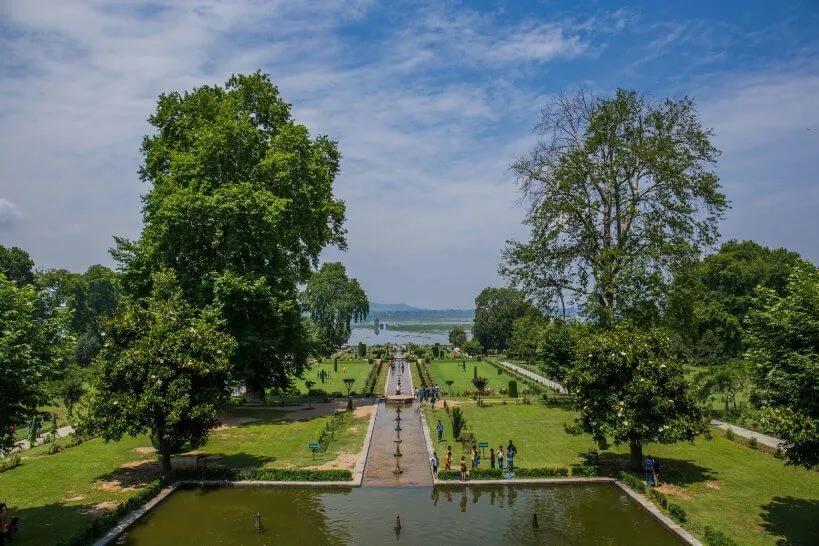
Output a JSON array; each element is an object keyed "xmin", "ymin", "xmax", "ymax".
[{"xmin": 121, "ymin": 484, "xmax": 683, "ymax": 545}]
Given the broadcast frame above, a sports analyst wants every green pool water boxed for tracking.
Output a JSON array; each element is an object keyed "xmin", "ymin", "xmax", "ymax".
[{"xmin": 120, "ymin": 483, "xmax": 683, "ymax": 545}]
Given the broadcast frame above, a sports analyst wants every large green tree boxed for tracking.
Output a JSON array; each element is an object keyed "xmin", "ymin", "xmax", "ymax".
[
  {"xmin": 564, "ymin": 327, "xmax": 706, "ymax": 468},
  {"xmin": 87, "ymin": 270, "xmax": 236, "ymax": 479},
  {"xmin": 664, "ymin": 240, "xmax": 806, "ymax": 364},
  {"xmin": 508, "ymin": 314, "xmax": 586, "ymax": 382},
  {"xmin": 302, "ymin": 262, "xmax": 368, "ymax": 355},
  {"xmin": 112, "ymin": 72, "xmax": 346, "ymax": 400},
  {"xmin": 0, "ymin": 245, "xmax": 35, "ymax": 287},
  {"xmin": 448, "ymin": 326, "xmax": 467, "ymax": 348},
  {"xmin": 0, "ymin": 274, "xmax": 72, "ymax": 452},
  {"xmin": 473, "ymin": 287, "xmax": 533, "ymax": 351},
  {"xmin": 745, "ymin": 265, "xmax": 819, "ymax": 468},
  {"xmin": 502, "ymin": 89, "xmax": 728, "ymax": 327}
]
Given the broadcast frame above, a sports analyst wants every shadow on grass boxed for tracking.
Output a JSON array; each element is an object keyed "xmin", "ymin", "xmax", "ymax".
[
  {"xmin": 588, "ymin": 452, "xmax": 717, "ymax": 485},
  {"xmin": 92, "ymin": 452, "xmax": 277, "ymax": 488},
  {"xmin": 759, "ymin": 496, "xmax": 819, "ymax": 546},
  {"xmin": 6, "ymin": 501, "xmax": 96, "ymax": 546},
  {"xmin": 223, "ymin": 398, "xmax": 376, "ymax": 426}
]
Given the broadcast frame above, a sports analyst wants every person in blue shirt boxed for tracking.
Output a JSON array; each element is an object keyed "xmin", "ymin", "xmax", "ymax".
[
  {"xmin": 436, "ymin": 420, "xmax": 444, "ymax": 442},
  {"xmin": 506, "ymin": 440, "xmax": 517, "ymax": 471},
  {"xmin": 644, "ymin": 457, "xmax": 655, "ymax": 486}
]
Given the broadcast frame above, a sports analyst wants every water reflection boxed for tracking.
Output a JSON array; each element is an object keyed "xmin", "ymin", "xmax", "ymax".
[{"xmin": 124, "ymin": 484, "xmax": 684, "ymax": 545}]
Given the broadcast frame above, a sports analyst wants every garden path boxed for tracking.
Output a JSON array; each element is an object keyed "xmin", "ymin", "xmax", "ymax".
[
  {"xmin": 361, "ymin": 352, "xmax": 433, "ymax": 486},
  {"xmin": 499, "ymin": 360, "xmax": 568, "ymax": 394},
  {"xmin": 709, "ymin": 419, "xmax": 782, "ymax": 449},
  {"xmin": 11, "ymin": 424, "xmax": 74, "ymax": 453}
]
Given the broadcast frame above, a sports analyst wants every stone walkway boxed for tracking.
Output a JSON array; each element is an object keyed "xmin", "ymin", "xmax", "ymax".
[
  {"xmin": 500, "ymin": 360, "xmax": 567, "ymax": 394},
  {"xmin": 11, "ymin": 424, "xmax": 75, "ymax": 453},
  {"xmin": 361, "ymin": 355, "xmax": 432, "ymax": 486},
  {"xmin": 709, "ymin": 419, "xmax": 782, "ymax": 449}
]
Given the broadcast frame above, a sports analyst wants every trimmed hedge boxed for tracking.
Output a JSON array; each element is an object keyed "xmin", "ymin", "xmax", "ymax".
[
  {"xmin": 703, "ymin": 525, "xmax": 738, "ymax": 546},
  {"xmin": 174, "ymin": 467, "xmax": 353, "ymax": 482},
  {"xmin": 570, "ymin": 464, "xmax": 600, "ymax": 477},
  {"xmin": 667, "ymin": 502, "xmax": 686, "ymax": 522},
  {"xmin": 618, "ymin": 470, "xmax": 647, "ymax": 494}
]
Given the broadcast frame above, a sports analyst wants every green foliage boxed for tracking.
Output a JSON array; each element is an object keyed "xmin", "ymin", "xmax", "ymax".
[
  {"xmin": 724, "ymin": 428, "xmax": 734, "ymax": 440},
  {"xmin": 667, "ymin": 502, "xmax": 686, "ymax": 522},
  {"xmin": 748, "ymin": 436, "xmax": 758, "ymax": 449},
  {"xmin": 503, "ymin": 89, "xmax": 727, "ymax": 327},
  {"xmin": 47, "ymin": 441, "xmax": 63, "ymax": 455},
  {"xmin": 570, "ymin": 464, "xmax": 600, "ymax": 477},
  {"xmin": 618, "ymin": 470, "xmax": 647, "ymax": 493},
  {"xmin": 302, "ymin": 262, "xmax": 368, "ymax": 353},
  {"xmin": 0, "ymin": 453, "xmax": 21, "ymax": 472},
  {"xmin": 451, "ymin": 407, "xmax": 467, "ymax": 440},
  {"xmin": 508, "ymin": 380, "xmax": 518, "ymax": 398},
  {"xmin": 448, "ymin": 326, "xmax": 467, "ymax": 347},
  {"xmin": 703, "ymin": 526, "xmax": 738, "ymax": 546},
  {"xmin": 473, "ymin": 287, "xmax": 533, "ymax": 351},
  {"xmin": 113, "ymin": 72, "xmax": 346, "ymax": 398},
  {"xmin": 357, "ymin": 342, "xmax": 366, "ymax": 358},
  {"xmin": 435, "ymin": 466, "xmax": 570, "ymax": 480},
  {"xmin": 0, "ymin": 273, "xmax": 72, "ymax": 452},
  {"xmin": 565, "ymin": 326, "xmax": 706, "ymax": 467},
  {"xmin": 665, "ymin": 240, "xmax": 807, "ymax": 364},
  {"xmin": 87, "ymin": 270, "xmax": 237, "ymax": 478},
  {"xmin": 363, "ymin": 359, "xmax": 383, "ymax": 395},
  {"xmin": 463, "ymin": 338, "xmax": 483, "ymax": 356},
  {"xmin": 508, "ymin": 315, "xmax": 586, "ymax": 382},
  {"xmin": 74, "ymin": 331, "xmax": 102, "ymax": 367},
  {"xmin": 646, "ymin": 487, "xmax": 668, "ymax": 508},
  {"xmin": 0, "ymin": 244, "xmax": 36, "ymax": 287},
  {"xmin": 745, "ymin": 265, "xmax": 819, "ymax": 468},
  {"xmin": 59, "ymin": 366, "xmax": 87, "ymax": 417},
  {"xmin": 432, "ymin": 343, "xmax": 441, "ymax": 358}
]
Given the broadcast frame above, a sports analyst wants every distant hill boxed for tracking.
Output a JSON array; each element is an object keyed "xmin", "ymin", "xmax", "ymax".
[{"xmin": 368, "ymin": 302, "xmax": 422, "ymax": 312}]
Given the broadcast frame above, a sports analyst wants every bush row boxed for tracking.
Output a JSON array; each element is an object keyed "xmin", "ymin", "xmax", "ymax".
[
  {"xmin": 618, "ymin": 471, "xmax": 687, "ymax": 524},
  {"xmin": 174, "ymin": 467, "xmax": 353, "ymax": 482},
  {"xmin": 703, "ymin": 525, "xmax": 738, "ymax": 546},
  {"xmin": 436, "ymin": 466, "xmax": 601, "ymax": 480},
  {"xmin": 363, "ymin": 358, "xmax": 383, "ymax": 395}
]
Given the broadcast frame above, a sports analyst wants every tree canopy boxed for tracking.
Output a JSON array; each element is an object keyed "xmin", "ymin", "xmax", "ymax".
[
  {"xmin": 564, "ymin": 326, "xmax": 706, "ymax": 468},
  {"xmin": 508, "ymin": 314, "xmax": 586, "ymax": 382},
  {"xmin": 745, "ymin": 265, "xmax": 819, "ymax": 468},
  {"xmin": 87, "ymin": 270, "xmax": 236, "ymax": 479},
  {"xmin": 0, "ymin": 273, "xmax": 72, "ymax": 452},
  {"xmin": 0, "ymin": 245, "xmax": 35, "ymax": 287},
  {"xmin": 112, "ymin": 71, "xmax": 347, "ymax": 398},
  {"xmin": 302, "ymin": 262, "xmax": 368, "ymax": 354},
  {"xmin": 664, "ymin": 240, "xmax": 807, "ymax": 364},
  {"xmin": 472, "ymin": 286, "xmax": 533, "ymax": 351},
  {"xmin": 448, "ymin": 327, "xmax": 467, "ymax": 348},
  {"xmin": 502, "ymin": 89, "xmax": 727, "ymax": 327}
]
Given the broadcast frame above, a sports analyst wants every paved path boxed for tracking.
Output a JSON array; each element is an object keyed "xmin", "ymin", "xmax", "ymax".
[
  {"xmin": 500, "ymin": 361, "xmax": 567, "ymax": 394},
  {"xmin": 709, "ymin": 419, "xmax": 782, "ymax": 449},
  {"xmin": 11, "ymin": 425, "xmax": 74, "ymax": 453},
  {"xmin": 362, "ymin": 353, "xmax": 432, "ymax": 486}
]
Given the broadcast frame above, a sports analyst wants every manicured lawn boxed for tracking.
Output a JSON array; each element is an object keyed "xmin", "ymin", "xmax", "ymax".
[
  {"xmin": 0, "ymin": 406, "xmax": 370, "ymax": 546},
  {"xmin": 292, "ymin": 359, "xmax": 374, "ymax": 395},
  {"xmin": 426, "ymin": 359, "xmax": 517, "ymax": 395},
  {"xmin": 424, "ymin": 401, "xmax": 819, "ymax": 545}
]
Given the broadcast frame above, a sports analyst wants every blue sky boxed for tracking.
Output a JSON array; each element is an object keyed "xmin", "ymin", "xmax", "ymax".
[{"xmin": 1, "ymin": 0, "xmax": 817, "ymax": 308}]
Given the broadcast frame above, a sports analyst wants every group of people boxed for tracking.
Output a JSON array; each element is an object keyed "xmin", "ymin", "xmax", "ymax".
[
  {"xmin": 429, "ymin": 441, "xmax": 518, "ymax": 480},
  {"xmin": 417, "ymin": 385, "xmax": 440, "ymax": 406}
]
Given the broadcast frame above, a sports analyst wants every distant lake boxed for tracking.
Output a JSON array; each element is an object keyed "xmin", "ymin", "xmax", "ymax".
[{"xmin": 347, "ymin": 323, "xmax": 473, "ymax": 345}]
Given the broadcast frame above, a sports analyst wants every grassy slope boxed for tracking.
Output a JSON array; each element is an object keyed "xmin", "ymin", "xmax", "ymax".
[
  {"xmin": 291, "ymin": 360, "xmax": 373, "ymax": 395},
  {"xmin": 424, "ymin": 401, "xmax": 819, "ymax": 545},
  {"xmin": 0, "ymin": 408, "xmax": 369, "ymax": 546},
  {"xmin": 426, "ymin": 359, "xmax": 516, "ymax": 394}
]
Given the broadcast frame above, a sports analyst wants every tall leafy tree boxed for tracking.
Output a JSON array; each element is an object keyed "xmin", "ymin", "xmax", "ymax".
[
  {"xmin": 448, "ymin": 327, "xmax": 467, "ymax": 348},
  {"xmin": 502, "ymin": 89, "xmax": 727, "ymax": 327},
  {"xmin": 112, "ymin": 72, "xmax": 346, "ymax": 399},
  {"xmin": 745, "ymin": 265, "xmax": 819, "ymax": 468},
  {"xmin": 473, "ymin": 287, "xmax": 533, "ymax": 351},
  {"xmin": 302, "ymin": 262, "xmax": 368, "ymax": 354},
  {"xmin": 0, "ymin": 274, "xmax": 72, "ymax": 452},
  {"xmin": 564, "ymin": 326, "xmax": 706, "ymax": 468},
  {"xmin": 87, "ymin": 270, "xmax": 236, "ymax": 479},
  {"xmin": 665, "ymin": 240, "xmax": 807, "ymax": 364},
  {"xmin": 0, "ymin": 245, "xmax": 36, "ymax": 287}
]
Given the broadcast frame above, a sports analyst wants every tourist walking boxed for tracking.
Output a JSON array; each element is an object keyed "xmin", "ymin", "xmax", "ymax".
[
  {"xmin": 437, "ymin": 419, "xmax": 444, "ymax": 442},
  {"xmin": 644, "ymin": 456, "xmax": 655, "ymax": 486},
  {"xmin": 444, "ymin": 450, "xmax": 452, "ymax": 471},
  {"xmin": 497, "ymin": 445, "xmax": 504, "ymax": 470},
  {"xmin": 507, "ymin": 441, "xmax": 517, "ymax": 471},
  {"xmin": 489, "ymin": 448, "xmax": 496, "ymax": 469},
  {"xmin": 430, "ymin": 452, "xmax": 439, "ymax": 478}
]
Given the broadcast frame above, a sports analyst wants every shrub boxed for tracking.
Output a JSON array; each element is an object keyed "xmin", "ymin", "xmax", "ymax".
[
  {"xmin": 508, "ymin": 380, "xmax": 518, "ymax": 398},
  {"xmin": 514, "ymin": 467, "xmax": 569, "ymax": 478},
  {"xmin": 748, "ymin": 437, "xmax": 758, "ymax": 449},
  {"xmin": 451, "ymin": 407, "xmax": 467, "ymax": 440},
  {"xmin": 0, "ymin": 453, "xmax": 21, "ymax": 473},
  {"xmin": 48, "ymin": 442, "xmax": 63, "ymax": 455},
  {"xmin": 725, "ymin": 428, "xmax": 734, "ymax": 440},
  {"xmin": 570, "ymin": 464, "xmax": 600, "ymax": 477},
  {"xmin": 667, "ymin": 503, "xmax": 686, "ymax": 522},
  {"xmin": 647, "ymin": 488, "xmax": 668, "ymax": 509},
  {"xmin": 619, "ymin": 471, "xmax": 647, "ymax": 494},
  {"xmin": 346, "ymin": 397, "xmax": 353, "ymax": 410},
  {"xmin": 703, "ymin": 525, "xmax": 738, "ymax": 546},
  {"xmin": 436, "ymin": 469, "xmax": 459, "ymax": 480}
]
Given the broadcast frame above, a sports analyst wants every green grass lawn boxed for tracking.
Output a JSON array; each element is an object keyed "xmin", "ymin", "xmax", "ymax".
[
  {"xmin": 0, "ymin": 406, "xmax": 370, "ymax": 546},
  {"xmin": 426, "ymin": 359, "xmax": 517, "ymax": 395},
  {"xmin": 424, "ymin": 401, "xmax": 819, "ymax": 545},
  {"xmin": 292, "ymin": 359, "xmax": 374, "ymax": 395}
]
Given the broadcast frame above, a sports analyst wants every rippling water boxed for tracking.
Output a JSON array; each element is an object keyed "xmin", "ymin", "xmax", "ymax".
[{"xmin": 122, "ymin": 484, "xmax": 683, "ymax": 545}]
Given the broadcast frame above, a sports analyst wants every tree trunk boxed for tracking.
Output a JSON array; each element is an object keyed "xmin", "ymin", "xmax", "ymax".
[
  {"xmin": 630, "ymin": 442, "xmax": 643, "ymax": 470},
  {"xmin": 245, "ymin": 380, "xmax": 266, "ymax": 404},
  {"xmin": 160, "ymin": 440, "xmax": 173, "ymax": 482}
]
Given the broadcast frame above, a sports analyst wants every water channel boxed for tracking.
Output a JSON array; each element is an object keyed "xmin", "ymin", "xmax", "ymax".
[{"xmin": 120, "ymin": 484, "xmax": 683, "ymax": 545}]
